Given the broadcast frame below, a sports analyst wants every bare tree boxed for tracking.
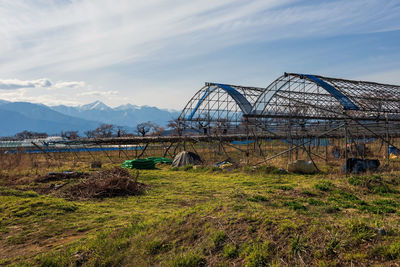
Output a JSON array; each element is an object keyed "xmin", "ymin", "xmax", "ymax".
[
  {"xmin": 167, "ymin": 119, "xmax": 184, "ymax": 136},
  {"xmin": 151, "ymin": 125, "xmax": 165, "ymax": 136},
  {"xmin": 96, "ymin": 124, "xmax": 115, "ymax": 137},
  {"xmin": 135, "ymin": 122, "xmax": 153, "ymax": 137},
  {"xmin": 84, "ymin": 130, "xmax": 95, "ymax": 138},
  {"xmin": 116, "ymin": 126, "xmax": 130, "ymax": 137},
  {"xmin": 85, "ymin": 124, "xmax": 115, "ymax": 138},
  {"xmin": 15, "ymin": 130, "xmax": 48, "ymax": 140},
  {"xmin": 61, "ymin": 131, "xmax": 79, "ymax": 140}
]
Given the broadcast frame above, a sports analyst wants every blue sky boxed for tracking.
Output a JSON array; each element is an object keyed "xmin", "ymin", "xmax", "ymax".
[{"xmin": 0, "ymin": 0, "xmax": 399, "ymax": 109}]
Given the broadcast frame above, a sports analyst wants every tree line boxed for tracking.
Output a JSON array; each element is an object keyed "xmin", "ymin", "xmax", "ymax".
[{"xmin": 1, "ymin": 119, "xmax": 183, "ymax": 141}]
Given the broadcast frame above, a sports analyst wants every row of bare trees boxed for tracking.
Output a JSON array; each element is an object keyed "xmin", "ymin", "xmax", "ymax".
[
  {"xmin": 81, "ymin": 119, "xmax": 183, "ymax": 139},
  {"xmin": 0, "ymin": 119, "xmax": 184, "ymax": 141}
]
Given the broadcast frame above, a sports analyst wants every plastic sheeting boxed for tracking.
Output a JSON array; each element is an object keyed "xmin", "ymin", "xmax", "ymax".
[{"xmin": 305, "ymin": 74, "xmax": 359, "ymax": 110}]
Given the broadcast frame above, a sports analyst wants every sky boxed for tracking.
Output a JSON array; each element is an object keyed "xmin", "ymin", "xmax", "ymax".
[{"xmin": 0, "ymin": 0, "xmax": 399, "ymax": 110}]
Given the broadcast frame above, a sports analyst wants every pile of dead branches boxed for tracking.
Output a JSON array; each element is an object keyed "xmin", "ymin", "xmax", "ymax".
[{"xmin": 64, "ymin": 167, "xmax": 145, "ymax": 200}]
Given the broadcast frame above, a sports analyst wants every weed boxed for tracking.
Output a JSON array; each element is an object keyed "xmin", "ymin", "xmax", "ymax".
[
  {"xmin": 348, "ymin": 175, "xmax": 397, "ymax": 194},
  {"xmin": 338, "ymin": 191, "xmax": 359, "ymax": 201},
  {"xmin": 290, "ymin": 235, "xmax": 308, "ymax": 255},
  {"xmin": 146, "ymin": 240, "xmax": 171, "ymax": 255},
  {"xmin": 232, "ymin": 204, "xmax": 246, "ymax": 211},
  {"xmin": 242, "ymin": 181, "xmax": 256, "ymax": 186},
  {"xmin": 223, "ymin": 244, "xmax": 238, "ymax": 259},
  {"xmin": 323, "ymin": 205, "xmax": 340, "ymax": 214},
  {"xmin": 211, "ymin": 230, "xmax": 227, "ymax": 249},
  {"xmin": 171, "ymin": 253, "xmax": 206, "ymax": 267},
  {"xmin": 0, "ymin": 186, "xmax": 38, "ymax": 197},
  {"xmin": 325, "ymin": 236, "xmax": 341, "ymax": 256},
  {"xmin": 314, "ymin": 181, "xmax": 333, "ymax": 192},
  {"xmin": 372, "ymin": 241, "xmax": 400, "ymax": 260},
  {"xmin": 348, "ymin": 176, "xmax": 363, "ymax": 186},
  {"xmin": 284, "ymin": 201, "xmax": 306, "ymax": 211},
  {"xmin": 274, "ymin": 185, "xmax": 293, "ymax": 191},
  {"xmin": 359, "ymin": 204, "xmax": 396, "ymax": 214},
  {"xmin": 301, "ymin": 189, "xmax": 317, "ymax": 197},
  {"xmin": 307, "ymin": 198, "xmax": 325, "ymax": 206},
  {"xmin": 247, "ymin": 195, "xmax": 268, "ymax": 202},
  {"xmin": 349, "ymin": 221, "xmax": 375, "ymax": 244},
  {"xmin": 241, "ymin": 241, "xmax": 273, "ymax": 267},
  {"xmin": 183, "ymin": 164, "xmax": 194, "ymax": 171}
]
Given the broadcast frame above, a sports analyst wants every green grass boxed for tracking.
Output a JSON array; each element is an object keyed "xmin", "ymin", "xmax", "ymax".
[{"xmin": 1, "ymin": 166, "xmax": 400, "ymax": 266}]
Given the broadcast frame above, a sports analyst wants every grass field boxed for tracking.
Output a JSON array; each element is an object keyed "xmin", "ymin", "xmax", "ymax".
[{"xmin": 1, "ymin": 162, "xmax": 400, "ymax": 266}]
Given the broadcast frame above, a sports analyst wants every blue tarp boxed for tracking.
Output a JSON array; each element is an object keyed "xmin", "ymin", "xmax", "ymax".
[
  {"xmin": 389, "ymin": 146, "xmax": 400, "ymax": 155},
  {"xmin": 305, "ymin": 74, "xmax": 359, "ymax": 111},
  {"xmin": 214, "ymin": 84, "xmax": 253, "ymax": 114},
  {"xmin": 188, "ymin": 90, "xmax": 209, "ymax": 120},
  {"xmin": 188, "ymin": 83, "xmax": 253, "ymax": 120},
  {"xmin": 281, "ymin": 138, "xmax": 331, "ymax": 146},
  {"xmin": 231, "ymin": 140, "xmax": 254, "ymax": 145},
  {"xmin": 5, "ymin": 146, "xmax": 144, "ymax": 154}
]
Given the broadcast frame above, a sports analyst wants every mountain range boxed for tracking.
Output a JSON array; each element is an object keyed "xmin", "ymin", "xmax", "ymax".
[{"xmin": 0, "ymin": 100, "xmax": 180, "ymax": 137}]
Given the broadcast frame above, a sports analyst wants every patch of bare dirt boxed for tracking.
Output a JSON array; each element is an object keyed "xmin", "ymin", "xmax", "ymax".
[
  {"xmin": 0, "ymin": 231, "xmax": 84, "ymax": 262},
  {"xmin": 36, "ymin": 171, "xmax": 89, "ymax": 183}
]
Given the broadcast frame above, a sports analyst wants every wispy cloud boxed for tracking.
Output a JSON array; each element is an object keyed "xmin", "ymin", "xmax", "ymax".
[
  {"xmin": 53, "ymin": 81, "xmax": 85, "ymax": 89},
  {"xmin": 1, "ymin": 0, "xmax": 399, "ymax": 75},
  {"xmin": 0, "ymin": 1, "xmax": 399, "ymax": 108},
  {"xmin": 78, "ymin": 90, "xmax": 118, "ymax": 97}
]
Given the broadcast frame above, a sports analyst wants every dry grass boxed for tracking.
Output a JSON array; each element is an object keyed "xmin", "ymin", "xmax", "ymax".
[{"xmin": 63, "ymin": 167, "xmax": 146, "ymax": 200}]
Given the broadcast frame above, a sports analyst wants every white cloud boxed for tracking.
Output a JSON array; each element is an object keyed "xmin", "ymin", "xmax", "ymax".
[
  {"xmin": 78, "ymin": 90, "xmax": 118, "ymax": 97},
  {"xmin": 0, "ymin": 78, "xmax": 86, "ymax": 90},
  {"xmin": 356, "ymin": 69, "xmax": 400, "ymax": 85},
  {"xmin": 53, "ymin": 81, "xmax": 85, "ymax": 89},
  {"xmin": 0, "ymin": 77, "xmax": 118, "ymax": 106},
  {"xmin": 0, "ymin": 78, "xmax": 52, "ymax": 90}
]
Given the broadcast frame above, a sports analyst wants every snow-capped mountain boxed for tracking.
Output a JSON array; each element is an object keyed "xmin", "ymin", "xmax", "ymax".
[
  {"xmin": 78, "ymin": 100, "xmax": 112, "ymax": 111},
  {"xmin": 0, "ymin": 99, "xmax": 180, "ymax": 136},
  {"xmin": 0, "ymin": 101, "xmax": 100, "ymax": 136},
  {"xmin": 50, "ymin": 100, "xmax": 180, "ymax": 129}
]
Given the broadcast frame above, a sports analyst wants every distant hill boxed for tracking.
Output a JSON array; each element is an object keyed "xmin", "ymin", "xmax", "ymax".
[
  {"xmin": 50, "ymin": 100, "xmax": 180, "ymax": 129},
  {"xmin": 0, "ymin": 100, "xmax": 180, "ymax": 137},
  {"xmin": 0, "ymin": 102, "xmax": 100, "ymax": 136}
]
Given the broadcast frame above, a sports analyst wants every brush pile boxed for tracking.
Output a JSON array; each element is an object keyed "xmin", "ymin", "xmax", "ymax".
[{"xmin": 64, "ymin": 167, "xmax": 146, "ymax": 200}]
